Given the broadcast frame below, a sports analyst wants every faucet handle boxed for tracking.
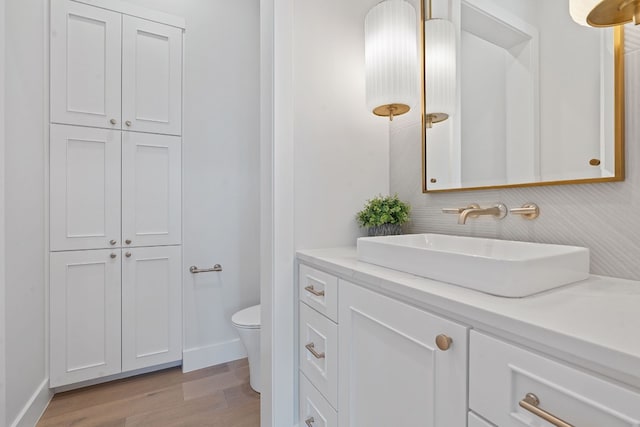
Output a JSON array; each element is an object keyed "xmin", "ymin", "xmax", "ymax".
[{"xmin": 510, "ymin": 203, "xmax": 540, "ymax": 219}]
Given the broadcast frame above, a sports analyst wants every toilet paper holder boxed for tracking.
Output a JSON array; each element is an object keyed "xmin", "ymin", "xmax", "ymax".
[{"xmin": 189, "ymin": 264, "xmax": 223, "ymax": 273}]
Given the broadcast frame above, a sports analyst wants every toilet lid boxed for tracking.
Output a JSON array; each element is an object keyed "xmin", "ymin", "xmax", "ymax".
[{"xmin": 232, "ymin": 304, "xmax": 261, "ymax": 328}]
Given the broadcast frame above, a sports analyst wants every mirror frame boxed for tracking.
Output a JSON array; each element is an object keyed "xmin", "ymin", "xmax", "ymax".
[{"xmin": 420, "ymin": 0, "xmax": 625, "ymax": 193}]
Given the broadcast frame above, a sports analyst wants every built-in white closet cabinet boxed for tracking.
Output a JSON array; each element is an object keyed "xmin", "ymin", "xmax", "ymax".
[{"xmin": 49, "ymin": 0, "xmax": 184, "ymax": 388}]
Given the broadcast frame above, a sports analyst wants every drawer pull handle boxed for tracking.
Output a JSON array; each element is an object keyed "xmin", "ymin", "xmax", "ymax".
[
  {"xmin": 305, "ymin": 417, "xmax": 315, "ymax": 426},
  {"xmin": 304, "ymin": 285, "xmax": 325, "ymax": 297},
  {"xmin": 519, "ymin": 393, "xmax": 574, "ymax": 427},
  {"xmin": 305, "ymin": 342, "xmax": 325, "ymax": 359}
]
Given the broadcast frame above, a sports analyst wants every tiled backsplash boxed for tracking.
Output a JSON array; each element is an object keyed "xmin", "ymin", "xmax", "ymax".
[{"xmin": 390, "ymin": 25, "xmax": 640, "ymax": 280}]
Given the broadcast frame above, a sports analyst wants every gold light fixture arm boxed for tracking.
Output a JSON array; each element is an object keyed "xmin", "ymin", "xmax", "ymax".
[
  {"xmin": 588, "ymin": 0, "xmax": 640, "ymax": 26},
  {"xmin": 373, "ymin": 103, "xmax": 411, "ymax": 121}
]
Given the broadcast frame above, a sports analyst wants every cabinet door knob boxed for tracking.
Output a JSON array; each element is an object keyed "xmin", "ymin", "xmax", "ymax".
[
  {"xmin": 435, "ymin": 334, "xmax": 452, "ymax": 351},
  {"xmin": 109, "ymin": 239, "xmax": 117, "ymax": 245},
  {"xmin": 110, "ymin": 118, "xmax": 117, "ymax": 125},
  {"xmin": 125, "ymin": 252, "xmax": 132, "ymax": 258},
  {"xmin": 125, "ymin": 120, "xmax": 132, "ymax": 127},
  {"xmin": 125, "ymin": 239, "xmax": 132, "ymax": 245},
  {"xmin": 305, "ymin": 417, "xmax": 315, "ymax": 427},
  {"xmin": 110, "ymin": 253, "xmax": 117, "ymax": 259}
]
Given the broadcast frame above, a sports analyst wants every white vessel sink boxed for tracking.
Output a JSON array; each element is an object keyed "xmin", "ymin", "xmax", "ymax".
[{"xmin": 356, "ymin": 234, "xmax": 589, "ymax": 297}]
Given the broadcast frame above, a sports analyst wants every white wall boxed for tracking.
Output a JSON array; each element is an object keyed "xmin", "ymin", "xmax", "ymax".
[
  {"xmin": 293, "ymin": 0, "xmax": 391, "ymax": 249},
  {"xmin": 122, "ymin": 0, "xmax": 261, "ymax": 371},
  {"xmin": 262, "ymin": 0, "xmax": 391, "ymax": 424},
  {"xmin": 4, "ymin": 1, "xmax": 49, "ymax": 425},
  {"xmin": 390, "ymin": 25, "xmax": 640, "ymax": 281},
  {"xmin": 0, "ymin": 0, "xmax": 7, "ymax": 424}
]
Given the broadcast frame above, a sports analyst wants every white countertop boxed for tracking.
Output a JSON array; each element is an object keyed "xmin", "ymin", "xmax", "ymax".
[{"xmin": 297, "ymin": 247, "xmax": 640, "ymax": 389}]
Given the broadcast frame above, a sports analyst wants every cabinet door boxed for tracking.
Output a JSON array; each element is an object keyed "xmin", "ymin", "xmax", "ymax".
[
  {"xmin": 122, "ymin": 132, "xmax": 182, "ymax": 247},
  {"xmin": 51, "ymin": 0, "xmax": 122, "ymax": 129},
  {"xmin": 122, "ymin": 246, "xmax": 182, "ymax": 371},
  {"xmin": 50, "ymin": 250, "xmax": 122, "ymax": 387},
  {"xmin": 122, "ymin": 15, "xmax": 183, "ymax": 136},
  {"xmin": 339, "ymin": 280, "xmax": 468, "ymax": 427},
  {"xmin": 50, "ymin": 125, "xmax": 121, "ymax": 251}
]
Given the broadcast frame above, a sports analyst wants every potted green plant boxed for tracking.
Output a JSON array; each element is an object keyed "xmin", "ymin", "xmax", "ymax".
[{"xmin": 356, "ymin": 194, "xmax": 411, "ymax": 236}]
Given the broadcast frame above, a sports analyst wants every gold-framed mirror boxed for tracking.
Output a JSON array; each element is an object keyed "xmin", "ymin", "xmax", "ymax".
[{"xmin": 421, "ymin": 0, "xmax": 625, "ymax": 193}]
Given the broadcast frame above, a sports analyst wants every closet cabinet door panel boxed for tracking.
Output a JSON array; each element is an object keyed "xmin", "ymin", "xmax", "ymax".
[
  {"xmin": 339, "ymin": 280, "xmax": 468, "ymax": 427},
  {"xmin": 50, "ymin": 125, "xmax": 121, "ymax": 251},
  {"xmin": 50, "ymin": 250, "xmax": 122, "ymax": 387},
  {"xmin": 51, "ymin": 0, "xmax": 122, "ymax": 129},
  {"xmin": 122, "ymin": 246, "xmax": 182, "ymax": 371},
  {"xmin": 122, "ymin": 16, "xmax": 183, "ymax": 136},
  {"xmin": 122, "ymin": 132, "xmax": 182, "ymax": 247}
]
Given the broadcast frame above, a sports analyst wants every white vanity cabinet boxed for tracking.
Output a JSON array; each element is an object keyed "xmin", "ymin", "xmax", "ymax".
[
  {"xmin": 51, "ymin": 0, "xmax": 183, "ymax": 135},
  {"xmin": 297, "ymin": 263, "xmax": 468, "ymax": 427},
  {"xmin": 470, "ymin": 331, "xmax": 640, "ymax": 427},
  {"xmin": 297, "ymin": 249, "xmax": 640, "ymax": 427},
  {"xmin": 338, "ymin": 280, "xmax": 468, "ymax": 427}
]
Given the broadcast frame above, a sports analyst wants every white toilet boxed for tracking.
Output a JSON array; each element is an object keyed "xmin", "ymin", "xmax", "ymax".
[{"xmin": 232, "ymin": 304, "xmax": 261, "ymax": 393}]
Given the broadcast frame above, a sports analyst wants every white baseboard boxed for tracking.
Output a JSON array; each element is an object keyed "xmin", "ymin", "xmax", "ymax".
[
  {"xmin": 10, "ymin": 378, "xmax": 53, "ymax": 427},
  {"xmin": 182, "ymin": 338, "xmax": 247, "ymax": 373},
  {"xmin": 52, "ymin": 360, "xmax": 182, "ymax": 393}
]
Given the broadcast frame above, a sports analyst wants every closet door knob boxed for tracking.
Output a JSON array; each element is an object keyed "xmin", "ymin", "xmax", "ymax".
[
  {"xmin": 125, "ymin": 252, "xmax": 132, "ymax": 258},
  {"xmin": 110, "ymin": 118, "xmax": 117, "ymax": 125},
  {"xmin": 125, "ymin": 239, "xmax": 132, "ymax": 245},
  {"xmin": 110, "ymin": 253, "xmax": 117, "ymax": 259},
  {"xmin": 435, "ymin": 334, "xmax": 452, "ymax": 351},
  {"xmin": 109, "ymin": 239, "xmax": 117, "ymax": 245},
  {"xmin": 125, "ymin": 120, "xmax": 132, "ymax": 127}
]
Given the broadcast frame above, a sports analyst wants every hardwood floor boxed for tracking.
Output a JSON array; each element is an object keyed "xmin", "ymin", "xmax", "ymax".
[{"xmin": 37, "ymin": 359, "xmax": 260, "ymax": 427}]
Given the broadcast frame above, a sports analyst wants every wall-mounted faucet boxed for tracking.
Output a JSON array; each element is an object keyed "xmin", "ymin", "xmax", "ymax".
[{"xmin": 442, "ymin": 203, "xmax": 508, "ymax": 225}]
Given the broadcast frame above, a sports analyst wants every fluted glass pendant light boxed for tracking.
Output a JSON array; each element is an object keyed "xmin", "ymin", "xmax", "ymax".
[
  {"xmin": 570, "ymin": 0, "xmax": 601, "ymax": 26},
  {"xmin": 424, "ymin": 17, "xmax": 456, "ymax": 128},
  {"xmin": 570, "ymin": 0, "xmax": 640, "ymax": 27},
  {"xmin": 365, "ymin": 0, "xmax": 418, "ymax": 121}
]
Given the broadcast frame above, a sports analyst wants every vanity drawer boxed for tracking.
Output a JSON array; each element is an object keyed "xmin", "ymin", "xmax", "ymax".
[
  {"xmin": 299, "ymin": 372, "xmax": 338, "ymax": 427},
  {"xmin": 299, "ymin": 302, "xmax": 338, "ymax": 409},
  {"xmin": 470, "ymin": 331, "xmax": 640, "ymax": 427},
  {"xmin": 299, "ymin": 264, "xmax": 338, "ymax": 322},
  {"xmin": 468, "ymin": 412, "xmax": 496, "ymax": 427}
]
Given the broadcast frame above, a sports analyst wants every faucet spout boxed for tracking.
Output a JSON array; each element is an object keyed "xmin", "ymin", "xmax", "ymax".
[{"xmin": 458, "ymin": 203, "xmax": 507, "ymax": 224}]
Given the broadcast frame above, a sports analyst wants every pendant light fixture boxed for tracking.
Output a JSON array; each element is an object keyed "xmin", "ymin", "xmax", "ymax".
[
  {"xmin": 570, "ymin": 0, "xmax": 640, "ymax": 27},
  {"xmin": 424, "ymin": 14, "xmax": 456, "ymax": 128},
  {"xmin": 365, "ymin": 0, "xmax": 418, "ymax": 121}
]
